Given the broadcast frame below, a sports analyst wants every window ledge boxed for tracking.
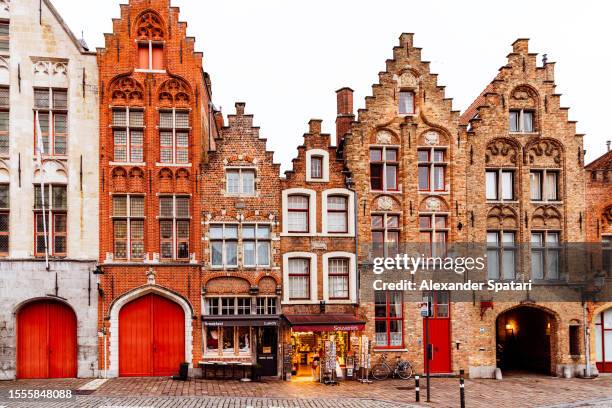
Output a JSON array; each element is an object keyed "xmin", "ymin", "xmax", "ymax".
[
  {"xmin": 509, "ymin": 132, "xmax": 539, "ymax": 136},
  {"xmin": 531, "ymin": 200, "xmax": 563, "ymax": 205},
  {"xmin": 418, "ymin": 191, "xmax": 450, "ymax": 194},
  {"xmin": 134, "ymin": 69, "xmax": 166, "ymax": 74},
  {"xmin": 370, "ymin": 190, "xmax": 402, "ymax": 194},
  {"xmin": 306, "ymin": 178, "xmax": 330, "ymax": 183},
  {"xmin": 155, "ymin": 162, "xmax": 192, "ymax": 167},
  {"xmin": 487, "ymin": 200, "xmax": 519, "ymax": 204},
  {"xmin": 109, "ymin": 161, "xmax": 146, "ymax": 167}
]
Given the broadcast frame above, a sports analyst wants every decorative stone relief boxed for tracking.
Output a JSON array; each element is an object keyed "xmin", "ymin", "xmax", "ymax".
[
  {"xmin": 526, "ymin": 139, "xmax": 562, "ymax": 165},
  {"xmin": 485, "ymin": 139, "xmax": 518, "ymax": 164},
  {"xmin": 377, "ymin": 196, "xmax": 393, "ymax": 211},
  {"xmin": 0, "ymin": 56, "xmax": 8, "ymax": 71},
  {"xmin": 376, "ymin": 130, "xmax": 392, "ymax": 145},
  {"xmin": 531, "ymin": 205, "xmax": 562, "ymax": 228},
  {"xmin": 110, "ymin": 77, "xmax": 144, "ymax": 103},
  {"xmin": 424, "ymin": 131, "xmax": 440, "ymax": 146},
  {"xmin": 146, "ymin": 267, "xmax": 156, "ymax": 284},
  {"xmin": 425, "ymin": 197, "xmax": 441, "ymax": 212},
  {"xmin": 158, "ymin": 78, "xmax": 191, "ymax": 105},
  {"xmin": 135, "ymin": 11, "xmax": 165, "ymax": 40},
  {"xmin": 33, "ymin": 61, "xmax": 68, "ymax": 76},
  {"xmin": 397, "ymin": 71, "xmax": 418, "ymax": 88}
]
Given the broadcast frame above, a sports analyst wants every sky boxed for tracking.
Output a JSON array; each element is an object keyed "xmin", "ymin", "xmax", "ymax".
[{"xmin": 53, "ymin": 0, "xmax": 611, "ymax": 172}]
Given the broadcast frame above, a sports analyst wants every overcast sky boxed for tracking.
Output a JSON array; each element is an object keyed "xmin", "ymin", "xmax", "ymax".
[{"xmin": 53, "ymin": 0, "xmax": 610, "ymax": 172}]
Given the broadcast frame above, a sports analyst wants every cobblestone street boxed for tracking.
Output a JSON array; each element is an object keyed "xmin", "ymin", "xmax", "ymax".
[{"xmin": 0, "ymin": 375, "xmax": 611, "ymax": 408}]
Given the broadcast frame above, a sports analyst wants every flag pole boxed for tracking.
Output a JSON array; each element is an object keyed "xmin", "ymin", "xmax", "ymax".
[{"xmin": 35, "ymin": 110, "xmax": 50, "ymax": 270}]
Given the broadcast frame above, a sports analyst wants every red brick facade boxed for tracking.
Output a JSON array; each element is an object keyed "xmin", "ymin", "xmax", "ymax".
[{"xmin": 96, "ymin": 0, "xmax": 215, "ymax": 376}]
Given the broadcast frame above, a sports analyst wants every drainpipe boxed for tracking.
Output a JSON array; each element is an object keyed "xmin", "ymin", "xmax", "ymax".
[{"xmin": 583, "ymin": 301, "xmax": 591, "ymax": 377}]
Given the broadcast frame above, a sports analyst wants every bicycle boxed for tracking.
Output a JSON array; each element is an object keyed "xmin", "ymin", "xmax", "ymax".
[{"xmin": 371, "ymin": 353, "xmax": 413, "ymax": 380}]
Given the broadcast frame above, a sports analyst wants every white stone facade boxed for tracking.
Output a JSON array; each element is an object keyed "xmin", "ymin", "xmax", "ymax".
[{"xmin": 0, "ymin": 0, "xmax": 99, "ymax": 379}]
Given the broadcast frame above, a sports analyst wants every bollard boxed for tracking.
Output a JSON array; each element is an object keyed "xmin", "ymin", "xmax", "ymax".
[
  {"xmin": 459, "ymin": 369, "xmax": 465, "ymax": 408},
  {"xmin": 415, "ymin": 375, "xmax": 420, "ymax": 402}
]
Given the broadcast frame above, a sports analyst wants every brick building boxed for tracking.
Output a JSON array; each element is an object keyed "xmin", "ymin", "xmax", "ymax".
[
  {"xmin": 0, "ymin": 0, "xmax": 99, "ymax": 379},
  {"xmin": 280, "ymin": 116, "xmax": 360, "ymax": 381},
  {"xmin": 96, "ymin": 0, "xmax": 216, "ymax": 377},
  {"xmin": 342, "ymin": 33, "xmax": 466, "ymax": 377},
  {"xmin": 585, "ymin": 146, "xmax": 612, "ymax": 373},
  {"xmin": 200, "ymin": 102, "xmax": 282, "ymax": 377}
]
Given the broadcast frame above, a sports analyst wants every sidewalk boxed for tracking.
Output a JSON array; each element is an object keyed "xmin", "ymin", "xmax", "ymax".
[{"xmin": 0, "ymin": 375, "xmax": 611, "ymax": 407}]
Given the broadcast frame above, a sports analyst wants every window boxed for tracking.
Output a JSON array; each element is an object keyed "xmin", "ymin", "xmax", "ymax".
[
  {"xmin": 159, "ymin": 110, "xmax": 189, "ymax": 164},
  {"xmin": 112, "ymin": 195, "xmax": 145, "ymax": 260},
  {"xmin": 398, "ymin": 91, "xmax": 414, "ymax": 114},
  {"xmin": 375, "ymin": 291, "xmax": 403, "ymax": 348},
  {"xmin": 0, "ymin": 184, "xmax": 8, "ymax": 256},
  {"xmin": 310, "ymin": 155, "xmax": 323, "ymax": 179},
  {"xmin": 137, "ymin": 41, "xmax": 164, "ymax": 71},
  {"xmin": 35, "ymin": 89, "xmax": 68, "ymax": 156},
  {"xmin": 603, "ymin": 236, "xmax": 612, "ymax": 278},
  {"xmin": 569, "ymin": 324, "xmax": 580, "ymax": 356},
  {"xmin": 210, "ymin": 224, "xmax": 238, "ymax": 267},
  {"xmin": 0, "ymin": 21, "xmax": 8, "ymax": 54},
  {"xmin": 328, "ymin": 258, "xmax": 349, "ymax": 299},
  {"xmin": 530, "ymin": 170, "xmax": 559, "ymax": 201},
  {"xmin": 226, "ymin": 168, "xmax": 255, "ymax": 196},
  {"xmin": 112, "ymin": 108, "xmax": 144, "ymax": 163},
  {"xmin": 159, "ymin": 196, "xmax": 190, "ymax": 260},
  {"xmin": 370, "ymin": 147, "xmax": 398, "ymax": 191},
  {"xmin": 256, "ymin": 297, "xmax": 277, "ymax": 315},
  {"xmin": 486, "ymin": 169, "xmax": 515, "ymax": 201},
  {"xmin": 487, "ymin": 231, "xmax": 516, "ymax": 280},
  {"xmin": 287, "ymin": 195, "xmax": 309, "ymax": 233},
  {"xmin": 34, "ymin": 185, "xmax": 67, "ymax": 257},
  {"xmin": 327, "ymin": 195, "xmax": 348, "ymax": 233},
  {"xmin": 288, "ymin": 258, "xmax": 310, "ymax": 300},
  {"xmin": 531, "ymin": 231, "xmax": 560, "ymax": 280},
  {"xmin": 419, "ymin": 214, "xmax": 448, "ymax": 256},
  {"xmin": 418, "ymin": 148, "xmax": 446, "ymax": 191},
  {"xmin": 371, "ymin": 213, "xmax": 400, "ymax": 258},
  {"xmin": 0, "ymin": 87, "xmax": 9, "ymax": 155},
  {"xmin": 423, "ymin": 291, "xmax": 450, "ymax": 318},
  {"xmin": 205, "ymin": 297, "xmax": 251, "ymax": 316},
  {"xmin": 204, "ymin": 321, "xmax": 253, "ymax": 356},
  {"xmin": 509, "ymin": 109, "xmax": 534, "ymax": 132},
  {"xmin": 243, "ymin": 224, "xmax": 271, "ymax": 267}
]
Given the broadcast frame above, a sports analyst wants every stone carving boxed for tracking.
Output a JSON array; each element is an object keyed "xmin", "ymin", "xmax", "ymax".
[
  {"xmin": 424, "ymin": 131, "xmax": 440, "ymax": 146},
  {"xmin": 425, "ymin": 197, "xmax": 441, "ymax": 212},
  {"xmin": 110, "ymin": 77, "xmax": 144, "ymax": 103},
  {"xmin": 487, "ymin": 205, "xmax": 518, "ymax": 228},
  {"xmin": 135, "ymin": 11, "xmax": 165, "ymax": 40},
  {"xmin": 0, "ymin": 0, "xmax": 9, "ymax": 12},
  {"xmin": 485, "ymin": 139, "xmax": 518, "ymax": 164},
  {"xmin": 377, "ymin": 196, "xmax": 394, "ymax": 211},
  {"xmin": 398, "ymin": 71, "xmax": 418, "ymax": 88},
  {"xmin": 526, "ymin": 139, "xmax": 562, "ymax": 165},
  {"xmin": 604, "ymin": 206, "xmax": 612, "ymax": 225},
  {"xmin": 511, "ymin": 85, "xmax": 537, "ymax": 104},
  {"xmin": 531, "ymin": 205, "xmax": 562, "ymax": 228},
  {"xmin": 146, "ymin": 267, "xmax": 156, "ymax": 285},
  {"xmin": 158, "ymin": 78, "xmax": 191, "ymax": 105},
  {"xmin": 376, "ymin": 130, "xmax": 392, "ymax": 144},
  {"xmin": 33, "ymin": 61, "xmax": 68, "ymax": 76}
]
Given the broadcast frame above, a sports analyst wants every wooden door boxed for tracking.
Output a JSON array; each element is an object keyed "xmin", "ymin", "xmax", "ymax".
[
  {"xmin": 423, "ymin": 291, "xmax": 452, "ymax": 374},
  {"xmin": 17, "ymin": 300, "xmax": 77, "ymax": 379},
  {"xmin": 119, "ymin": 294, "xmax": 184, "ymax": 376}
]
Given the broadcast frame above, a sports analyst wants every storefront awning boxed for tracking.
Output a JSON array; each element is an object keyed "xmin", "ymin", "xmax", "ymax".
[
  {"xmin": 283, "ymin": 314, "xmax": 365, "ymax": 332},
  {"xmin": 201, "ymin": 315, "xmax": 280, "ymax": 327}
]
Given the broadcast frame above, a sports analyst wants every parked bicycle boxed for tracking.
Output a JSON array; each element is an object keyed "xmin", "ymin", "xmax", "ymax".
[{"xmin": 371, "ymin": 353, "xmax": 413, "ymax": 380}]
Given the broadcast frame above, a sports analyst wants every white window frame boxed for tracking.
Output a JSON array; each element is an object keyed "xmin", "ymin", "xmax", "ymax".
[
  {"xmin": 256, "ymin": 297, "xmax": 278, "ymax": 315},
  {"xmin": 241, "ymin": 222, "xmax": 271, "ymax": 267},
  {"xmin": 159, "ymin": 195, "xmax": 190, "ymax": 260},
  {"xmin": 112, "ymin": 195, "xmax": 145, "ymax": 260},
  {"xmin": 225, "ymin": 167, "xmax": 256, "ymax": 197},
  {"xmin": 321, "ymin": 188, "xmax": 355, "ymax": 236},
  {"xmin": 530, "ymin": 169, "xmax": 561, "ymax": 202},
  {"xmin": 111, "ymin": 107, "xmax": 145, "ymax": 164},
  {"xmin": 135, "ymin": 40, "xmax": 166, "ymax": 73},
  {"xmin": 322, "ymin": 252, "xmax": 357, "ymax": 303},
  {"xmin": 209, "ymin": 223, "xmax": 239, "ymax": 268},
  {"xmin": 158, "ymin": 109, "xmax": 190, "ymax": 165},
  {"xmin": 305, "ymin": 149, "xmax": 330, "ymax": 182},
  {"xmin": 281, "ymin": 188, "xmax": 317, "ymax": 236},
  {"xmin": 282, "ymin": 252, "xmax": 317, "ymax": 304}
]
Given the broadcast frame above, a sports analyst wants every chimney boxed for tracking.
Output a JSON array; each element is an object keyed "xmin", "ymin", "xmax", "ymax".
[
  {"xmin": 607, "ymin": 140, "xmax": 611, "ymax": 152},
  {"xmin": 335, "ymin": 87, "xmax": 354, "ymax": 146}
]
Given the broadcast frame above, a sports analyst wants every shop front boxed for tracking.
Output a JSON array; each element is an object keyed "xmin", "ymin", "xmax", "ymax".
[
  {"xmin": 283, "ymin": 314, "xmax": 365, "ymax": 382},
  {"xmin": 202, "ymin": 315, "xmax": 281, "ymax": 378}
]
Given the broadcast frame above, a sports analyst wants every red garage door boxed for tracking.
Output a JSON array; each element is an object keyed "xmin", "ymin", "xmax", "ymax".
[
  {"xmin": 17, "ymin": 300, "xmax": 77, "ymax": 379},
  {"xmin": 119, "ymin": 294, "xmax": 185, "ymax": 376}
]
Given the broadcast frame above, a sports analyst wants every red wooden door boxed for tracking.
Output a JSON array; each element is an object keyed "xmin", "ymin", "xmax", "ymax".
[
  {"xmin": 423, "ymin": 291, "xmax": 452, "ymax": 374},
  {"xmin": 17, "ymin": 300, "xmax": 77, "ymax": 379},
  {"xmin": 119, "ymin": 294, "xmax": 184, "ymax": 376}
]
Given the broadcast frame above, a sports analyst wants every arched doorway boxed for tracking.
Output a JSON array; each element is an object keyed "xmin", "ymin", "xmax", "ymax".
[
  {"xmin": 496, "ymin": 306, "xmax": 556, "ymax": 375},
  {"xmin": 595, "ymin": 307, "xmax": 612, "ymax": 373},
  {"xmin": 119, "ymin": 293, "xmax": 185, "ymax": 376},
  {"xmin": 17, "ymin": 299, "xmax": 77, "ymax": 379}
]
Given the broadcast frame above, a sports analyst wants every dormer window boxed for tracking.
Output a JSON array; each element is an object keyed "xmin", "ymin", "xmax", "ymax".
[
  {"xmin": 399, "ymin": 91, "xmax": 415, "ymax": 115},
  {"xmin": 509, "ymin": 109, "xmax": 534, "ymax": 133},
  {"xmin": 137, "ymin": 41, "xmax": 164, "ymax": 71}
]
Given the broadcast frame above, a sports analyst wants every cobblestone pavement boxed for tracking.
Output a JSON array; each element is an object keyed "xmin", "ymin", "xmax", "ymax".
[{"xmin": 0, "ymin": 374, "xmax": 611, "ymax": 408}]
